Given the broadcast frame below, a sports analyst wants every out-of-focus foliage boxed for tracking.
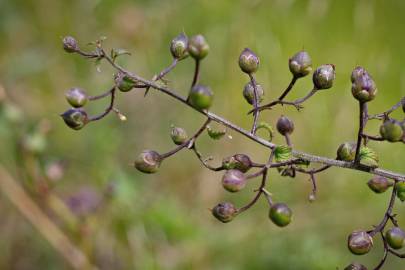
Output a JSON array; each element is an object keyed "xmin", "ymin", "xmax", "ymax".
[{"xmin": 0, "ymin": 0, "xmax": 405, "ymax": 269}]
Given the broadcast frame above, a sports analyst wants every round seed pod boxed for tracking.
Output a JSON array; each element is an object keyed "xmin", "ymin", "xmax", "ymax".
[
  {"xmin": 60, "ymin": 108, "xmax": 88, "ymax": 130},
  {"xmin": 385, "ymin": 227, "xmax": 405, "ymax": 250},
  {"xmin": 269, "ymin": 203, "xmax": 292, "ymax": 227},
  {"xmin": 211, "ymin": 202, "xmax": 237, "ymax": 223},
  {"xmin": 65, "ymin": 87, "xmax": 88, "ymax": 108},
  {"xmin": 289, "ymin": 50, "xmax": 312, "ymax": 78},
  {"xmin": 134, "ymin": 150, "xmax": 162, "ymax": 174},
  {"xmin": 238, "ymin": 48, "xmax": 259, "ymax": 74},
  {"xmin": 347, "ymin": 231, "xmax": 373, "ymax": 255},
  {"xmin": 243, "ymin": 81, "xmax": 264, "ymax": 105},
  {"xmin": 222, "ymin": 169, "xmax": 247, "ymax": 192}
]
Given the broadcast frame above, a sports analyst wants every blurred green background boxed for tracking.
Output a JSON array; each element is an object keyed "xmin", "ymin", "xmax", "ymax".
[{"xmin": 0, "ymin": 0, "xmax": 405, "ymax": 269}]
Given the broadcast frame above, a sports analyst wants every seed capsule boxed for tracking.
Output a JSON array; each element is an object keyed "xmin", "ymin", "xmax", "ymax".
[
  {"xmin": 276, "ymin": 115, "xmax": 294, "ymax": 136},
  {"xmin": 243, "ymin": 81, "xmax": 264, "ymax": 105},
  {"xmin": 336, "ymin": 142, "xmax": 356, "ymax": 162},
  {"xmin": 385, "ymin": 227, "xmax": 405, "ymax": 250},
  {"xmin": 222, "ymin": 154, "xmax": 252, "ymax": 173},
  {"xmin": 222, "ymin": 169, "xmax": 246, "ymax": 192},
  {"xmin": 134, "ymin": 150, "xmax": 162, "ymax": 174},
  {"xmin": 238, "ymin": 48, "xmax": 259, "ymax": 74},
  {"xmin": 65, "ymin": 87, "xmax": 88, "ymax": 108},
  {"xmin": 62, "ymin": 36, "xmax": 79, "ymax": 53},
  {"xmin": 379, "ymin": 119, "xmax": 404, "ymax": 142},
  {"xmin": 211, "ymin": 202, "xmax": 237, "ymax": 223},
  {"xmin": 269, "ymin": 203, "xmax": 292, "ymax": 227},
  {"xmin": 351, "ymin": 66, "xmax": 377, "ymax": 103},
  {"xmin": 170, "ymin": 126, "xmax": 188, "ymax": 145},
  {"xmin": 115, "ymin": 72, "xmax": 137, "ymax": 92},
  {"xmin": 367, "ymin": 176, "xmax": 391, "ymax": 193},
  {"xmin": 289, "ymin": 50, "xmax": 312, "ymax": 78},
  {"xmin": 188, "ymin": 84, "xmax": 213, "ymax": 110},
  {"xmin": 188, "ymin": 35, "xmax": 209, "ymax": 60},
  {"xmin": 344, "ymin": 263, "xmax": 368, "ymax": 270},
  {"xmin": 347, "ymin": 231, "xmax": 373, "ymax": 255},
  {"xmin": 60, "ymin": 108, "xmax": 88, "ymax": 130},
  {"xmin": 312, "ymin": 64, "xmax": 335, "ymax": 90},
  {"xmin": 170, "ymin": 33, "xmax": 189, "ymax": 59}
]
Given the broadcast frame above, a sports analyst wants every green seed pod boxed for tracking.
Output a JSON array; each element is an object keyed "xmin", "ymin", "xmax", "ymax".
[
  {"xmin": 188, "ymin": 35, "xmax": 209, "ymax": 60},
  {"xmin": 222, "ymin": 154, "xmax": 252, "ymax": 173},
  {"xmin": 222, "ymin": 169, "xmax": 247, "ymax": 192},
  {"xmin": 65, "ymin": 87, "xmax": 88, "ymax": 108},
  {"xmin": 276, "ymin": 115, "xmax": 294, "ymax": 136},
  {"xmin": 238, "ymin": 48, "xmax": 259, "ymax": 74},
  {"xmin": 385, "ymin": 227, "xmax": 405, "ymax": 250},
  {"xmin": 344, "ymin": 263, "xmax": 368, "ymax": 270},
  {"xmin": 379, "ymin": 119, "xmax": 404, "ymax": 142},
  {"xmin": 114, "ymin": 72, "xmax": 137, "ymax": 92},
  {"xmin": 347, "ymin": 231, "xmax": 373, "ymax": 255},
  {"xmin": 62, "ymin": 36, "xmax": 79, "ymax": 53},
  {"xmin": 351, "ymin": 66, "xmax": 377, "ymax": 103},
  {"xmin": 396, "ymin": 181, "xmax": 405, "ymax": 201},
  {"xmin": 289, "ymin": 50, "xmax": 312, "ymax": 78},
  {"xmin": 170, "ymin": 126, "xmax": 188, "ymax": 145},
  {"xmin": 243, "ymin": 81, "xmax": 264, "ymax": 105},
  {"xmin": 312, "ymin": 64, "xmax": 335, "ymax": 90},
  {"xmin": 60, "ymin": 108, "xmax": 88, "ymax": 130},
  {"xmin": 170, "ymin": 33, "xmax": 189, "ymax": 59},
  {"xmin": 367, "ymin": 176, "xmax": 392, "ymax": 194},
  {"xmin": 211, "ymin": 202, "xmax": 237, "ymax": 223},
  {"xmin": 188, "ymin": 84, "xmax": 213, "ymax": 110},
  {"xmin": 337, "ymin": 142, "xmax": 356, "ymax": 162},
  {"xmin": 134, "ymin": 150, "xmax": 162, "ymax": 174},
  {"xmin": 269, "ymin": 203, "xmax": 292, "ymax": 227}
]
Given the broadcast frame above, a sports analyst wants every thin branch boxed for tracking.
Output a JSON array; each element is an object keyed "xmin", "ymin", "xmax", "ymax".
[
  {"xmin": 368, "ymin": 97, "xmax": 405, "ymax": 120},
  {"xmin": 191, "ymin": 144, "xmax": 224, "ymax": 171},
  {"xmin": 279, "ymin": 76, "xmax": 297, "ymax": 100},
  {"xmin": 88, "ymin": 87, "xmax": 116, "ymax": 121},
  {"xmin": 191, "ymin": 59, "xmax": 200, "ymax": 88},
  {"xmin": 73, "ymin": 48, "xmax": 405, "ymax": 182},
  {"xmin": 144, "ymin": 58, "xmax": 178, "ymax": 96},
  {"xmin": 248, "ymin": 73, "xmax": 260, "ymax": 134},
  {"xmin": 354, "ymin": 102, "xmax": 367, "ymax": 163},
  {"xmin": 88, "ymin": 86, "xmax": 115, "ymax": 101}
]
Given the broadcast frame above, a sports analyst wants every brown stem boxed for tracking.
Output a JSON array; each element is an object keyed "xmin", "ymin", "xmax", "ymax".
[
  {"xmin": 354, "ymin": 102, "xmax": 367, "ymax": 163},
  {"xmin": 249, "ymin": 73, "xmax": 260, "ymax": 134}
]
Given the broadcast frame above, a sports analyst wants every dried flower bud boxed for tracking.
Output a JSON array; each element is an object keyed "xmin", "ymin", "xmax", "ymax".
[
  {"xmin": 337, "ymin": 142, "xmax": 356, "ymax": 162},
  {"xmin": 211, "ymin": 202, "xmax": 238, "ymax": 223},
  {"xmin": 170, "ymin": 126, "xmax": 188, "ymax": 145},
  {"xmin": 134, "ymin": 150, "xmax": 162, "ymax": 174},
  {"xmin": 238, "ymin": 48, "xmax": 259, "ymax": 74},
  {"xmin": 276, "ymin": 115, "xmax": 294, "ymax": 136},
  {"xmin": 367, "ymin": 176, "xmax": 392, "ymax": 193},
  {"xmin": 222, "ymin": 169, "xmax": 247, "ymax": 192},
  {"xmin": 347, "ymin": 231, "xmax": 373, "ymax": 255},
  {"xmin": 188, "ymin": 35, "xmax": 209, "ymax": 60},
  {"xmin": 385, "ymin": 227, "xmax": 405, "ymax": 250},
  {"xmin": 115, "ymin": 72, "xmax": 137, "ymax": 92},
  {"xmin": 243, "ymin": 81, "xmax": 264, "ymax": 105},
  {"xmin": 379, "ymin": 119, "xmax": 404, "ymax": 142},
  {"xmin": 189, "ymin": 84, "xmax": 213, "ymax": 110},
  {"xmin": 312, "ymin": 64, "xmax": 335, "ymax": 90},
  {"xmin": 289, "ymin": 51, "xmax": 312, "ymax": 78},
  {"xmin": 60, "ymin": 108, "xmax": 88, "ymax": 130},
  {"xmin": 351, "ymin": 66, "xmax": 377, "ymax": 103},
  {"xmin": 344, "ymin": 263, "xmax": 368, "ymax": 270},
  {"xmin": 222, "ymin": 154, "xmax": 252, "ymax": 173},
  {"xmin": 63, "ymin": 36, "xmax": 79, "ymax": 53},
  {"xmin": 395, "ymin": 181, "xmax": 405, "ymax": 201},
  {"xmin": 65, "ymin": 87, "xmax": 88, "ymax": 108},
  {"xmin": 269, "ymin": 203, "xmax": 292, "ymax": 227},
  {"xmin": 170, "ymin": 33, "xmax": 189, "ymax": 59}
]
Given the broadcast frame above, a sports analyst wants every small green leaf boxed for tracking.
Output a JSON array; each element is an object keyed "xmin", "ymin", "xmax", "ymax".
[
  {"xmin": 359, "ymin": 146, "xmax": 379, "ymax": 168},
  {"xmin": 111, "ymin": 48, "xmax": 131, "ymax": 62},
  {"xmin": 256, "ymin": 121, "xmax": 273, "ymax": 141},
  {"xmin": 274, "ymin": 145, "xmax": 292, "ymax": 163},
  {"xmin": 207, "ymin": 126, "xmax": 226, "ymax": 140}
]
